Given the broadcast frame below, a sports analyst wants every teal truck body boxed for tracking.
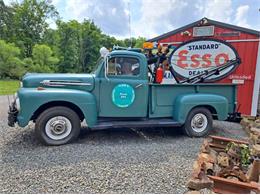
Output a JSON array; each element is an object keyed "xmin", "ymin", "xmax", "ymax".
[{"xmin": 8, "ymin": 48, "xmax": 239, "ymax": 145}]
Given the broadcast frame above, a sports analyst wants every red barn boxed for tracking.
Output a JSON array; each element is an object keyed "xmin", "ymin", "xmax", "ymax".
[{"xmin": 148, "ymin": 17, "xmax": 260, "ymax": 116}]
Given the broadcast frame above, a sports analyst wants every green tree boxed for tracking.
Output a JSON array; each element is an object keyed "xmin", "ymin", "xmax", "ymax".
[
  {"xmin": 0, "ymin": 0, "xmax": 15, "ymax": 42},
  {"xmin": 100, "ymin": 35, "xmax": 126, "ymax": 50},
  {"xmin": 1, "ymin": 1, "xmax": 147, "ymax": 76},
  {"xmin": 29, "ymin": 44, "xmax": 59, "ymax": 73},
  {"xmin": 134, "ymin": 37, "xmax": 146, "ymax": 48},
  {"xmin": 42, "ymin": 28, "xmax": 60, "ymax": 57},
  {"xmin": 56, "ymin": 20, "xmax": 81, "ymax": 73},
  {"xmin": 56, "ymin": 19, "xmax": 107, "ymax": 73},
  {"xmin": 11, "ymin": 0, "xmax": 59, "ymax": 57},
  {"xmin": 0, "ymin": 40, "xmax": 25, "ymax": 79},
  {"xmin": 123, "ymin": 38, "xmax": 136, "ymax": 48},
  {"xmin": 80, "ymin": 20, "xmax": 103, "ymax": 72}
]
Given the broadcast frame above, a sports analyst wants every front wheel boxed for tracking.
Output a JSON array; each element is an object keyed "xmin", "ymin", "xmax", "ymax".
[
  {"xmin": 35, "ymin": 106, "xmax": 81, "ymax": 145},
  {"xmin": 183, "ymin": 107, "xmax": 213, "ymax": 137}
]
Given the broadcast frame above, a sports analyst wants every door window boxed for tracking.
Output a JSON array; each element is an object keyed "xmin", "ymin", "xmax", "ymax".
[{"xmin": 107, "ymin": 57, "xmax": 140, "ymax": 76}]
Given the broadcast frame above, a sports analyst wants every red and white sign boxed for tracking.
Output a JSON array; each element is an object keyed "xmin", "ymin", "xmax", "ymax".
[{"xmin": 170, "ymin": 39, "xmax": 239, "ymax": 81}]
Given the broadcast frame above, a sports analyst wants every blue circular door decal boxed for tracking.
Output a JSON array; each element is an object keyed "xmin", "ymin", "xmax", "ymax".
[{"xmin": 112, "ymin": 84, "xmax": 135, "ymax": 108}]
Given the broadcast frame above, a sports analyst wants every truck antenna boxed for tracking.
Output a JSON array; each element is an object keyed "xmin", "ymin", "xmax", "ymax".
[{"xmin": 128, "ymin": 1, "xmax": 132, "ymax": 48}]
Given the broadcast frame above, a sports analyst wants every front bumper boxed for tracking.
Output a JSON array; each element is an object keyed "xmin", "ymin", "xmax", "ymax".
[{"xmin": 8, "ymin": 101, "xmax": 18, "ymax": 127}]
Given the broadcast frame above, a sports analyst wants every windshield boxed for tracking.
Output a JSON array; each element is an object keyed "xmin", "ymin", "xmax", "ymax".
[{"xmin": 91, "ymin": 57, "xmax": 104, "ymax": 74}]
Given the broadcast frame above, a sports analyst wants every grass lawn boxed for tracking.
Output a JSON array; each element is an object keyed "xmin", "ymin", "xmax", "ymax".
[{"xmin": 0, "ymin": 80, "xmax": 20, "ymax": 95}]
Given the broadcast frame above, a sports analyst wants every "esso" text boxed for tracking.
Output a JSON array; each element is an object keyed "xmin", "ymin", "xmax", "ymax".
[{"xmin": 176, "ymin": 50, "xmax": 229, "ymax": 69}]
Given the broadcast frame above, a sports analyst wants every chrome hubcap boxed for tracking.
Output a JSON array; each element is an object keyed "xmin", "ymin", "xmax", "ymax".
[
  {"xmin": 45, "ymin": 116, "xmax": 72, "ymax": 140},
  {"xmin": 191, "ymin": 113, "xmax": 208, "ymax": 133}
]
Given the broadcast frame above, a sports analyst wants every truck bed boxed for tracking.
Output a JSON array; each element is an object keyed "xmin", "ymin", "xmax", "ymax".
[{"xmin": 149, "ymin": 83, "xmax": 237, "ymax": 118}]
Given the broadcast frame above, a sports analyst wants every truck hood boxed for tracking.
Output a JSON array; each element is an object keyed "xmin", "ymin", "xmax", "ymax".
[{"xmin": 22, "ymin": 73, "xmax": 95, "ymax": 91}]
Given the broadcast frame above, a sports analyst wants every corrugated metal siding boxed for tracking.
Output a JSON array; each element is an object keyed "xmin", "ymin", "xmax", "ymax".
[{"xmin": 158, "ymin": 25, "xmax": 259, "ymax": 115}]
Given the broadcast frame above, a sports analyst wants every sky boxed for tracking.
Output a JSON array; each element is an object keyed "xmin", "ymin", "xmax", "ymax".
[{"xmin": 4, "ymin": 0, "xmax": 260, "ymax": 39}]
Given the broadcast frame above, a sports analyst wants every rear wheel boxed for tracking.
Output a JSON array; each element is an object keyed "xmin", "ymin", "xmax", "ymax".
[
  {"xmin": 183, "ymin": 107, "xmax": 212, "ymax": 137},
  {"xmin": 35, "ymin": 106, "xmax": 81, "ymax": 145}
]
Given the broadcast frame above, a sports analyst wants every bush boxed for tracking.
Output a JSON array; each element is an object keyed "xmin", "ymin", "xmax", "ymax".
[{"xmin": 0, "ymin": 40, "xmax": 25, "ymax": 79}]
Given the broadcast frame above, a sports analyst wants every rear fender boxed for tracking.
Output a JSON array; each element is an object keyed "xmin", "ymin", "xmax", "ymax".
[
  {"xmin": 173, "ymin": 93, "xmax": 228, "ymax": 124},
  {"xmin": 17, "ymin": 88, "xmax": 97, "ymax": 127}
]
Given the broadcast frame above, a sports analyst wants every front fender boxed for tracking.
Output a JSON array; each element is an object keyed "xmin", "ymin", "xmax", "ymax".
[
  {"xmin": 173, "ymin": 93, "xmax": 228, "ymax": 124},
  {"xmin": 17, "ymin": 88, "xmax": 97, "ymax": 127}
]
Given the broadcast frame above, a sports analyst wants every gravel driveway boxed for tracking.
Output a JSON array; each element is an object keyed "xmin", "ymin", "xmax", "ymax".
[{"xmin": 0, "ymin": 95, "xmax": 248, "ymax": 193}]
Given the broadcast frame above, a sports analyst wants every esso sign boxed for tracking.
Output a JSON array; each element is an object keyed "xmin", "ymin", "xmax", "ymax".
[{"xmin": 170, "ymin": 39, "xmax": 239, "ymax": 81}]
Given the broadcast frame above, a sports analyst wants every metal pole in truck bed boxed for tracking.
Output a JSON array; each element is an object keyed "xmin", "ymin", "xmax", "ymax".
[{"xmin": 176, "ymin": 58, "xmax": 241, "ymax": 84}]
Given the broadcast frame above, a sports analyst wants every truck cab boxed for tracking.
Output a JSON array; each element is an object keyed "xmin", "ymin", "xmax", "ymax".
[
  {"xmin": 96, "ymin": 50, "xmax": 149, "ymax": 118},
  {"xmin": 8, "ymin": 47, "xmax": 239, "ymax": 145}
]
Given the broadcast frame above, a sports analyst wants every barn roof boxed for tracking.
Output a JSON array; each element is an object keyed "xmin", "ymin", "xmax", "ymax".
[{"xmin": 148, "ymin": 17, "xmax": 260, "ymax": 42}]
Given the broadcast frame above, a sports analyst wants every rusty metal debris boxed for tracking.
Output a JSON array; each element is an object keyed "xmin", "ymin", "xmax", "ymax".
[
  {"xmin": 247, "ymin": 159, "xmax": 260, "ymax": 182},
  {"xmin": 187, "ymin": 131, "xmax": 260, "ymax": 194},
  {"xmin": 208, "ymin": 175, "xmax": 258, "ymax": 194},
  {"xmin": 217, "ymin": 152, "xmax": 229, "ymax": 167},
  {"xmin": 208, "ymin": 135, "xmax": 248, "ymax": 152},
  {"xmin": 217, "ymin": 166, "xmax": 248, "ymax": 182}
]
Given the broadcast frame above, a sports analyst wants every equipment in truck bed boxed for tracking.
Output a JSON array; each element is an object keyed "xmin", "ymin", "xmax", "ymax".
[
  {"xmin": 178, "ymin": 58, "xmax": 241, "ymax": 84},
  {"xmin": 148, "ymin": 53, "xmax": 241, "ymax": 84}
]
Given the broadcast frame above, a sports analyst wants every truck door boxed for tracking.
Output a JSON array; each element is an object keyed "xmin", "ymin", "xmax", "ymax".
[{"xmin": 99, "ymin": 56, "xmax": 148, "ymax": 117}]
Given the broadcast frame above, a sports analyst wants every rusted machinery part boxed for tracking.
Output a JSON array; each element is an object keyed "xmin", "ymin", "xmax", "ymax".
[
  {"xmin": 200, "ymin": 139, "xmax": 210, "ymax": 153},
  {"xmin": 190, "ymin": 136, "xmax": 259, "ymax": 193},
  {"xmin": 251, "ymin": 144, "xmax": 260, "ymax": 157},
  {"xmin": 227, "ymin": 147, "xmax": 242, "ymax": 162},
  {"xmin": 250, "ymin": 134, "xmax": 260, "ymax": 145},
  {"xmin": 209, "ymin": 135, "xmax": 249, "ymax": 145},
  {"xmin": 217, "ymin": 152, "xmax": 229, "ymax": 167},
  {"xmin": 247, "ymin": 158, "xmax": 260, "ymax": 182},
  {"xmin": 217, "ymin": 166, "xmax": 248, "ymax": 182},
  {"xmin": 208, "ymin": 135, "xmax": 249, "ymax": 152},
  {"xmin": 208, "ymin": 175, "xmax": 259, "ymax": 194}
]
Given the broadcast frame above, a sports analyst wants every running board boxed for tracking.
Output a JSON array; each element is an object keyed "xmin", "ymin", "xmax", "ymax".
[{"xmin": 91, "ymin": 119, "xmax": 182, "ymax": 130}]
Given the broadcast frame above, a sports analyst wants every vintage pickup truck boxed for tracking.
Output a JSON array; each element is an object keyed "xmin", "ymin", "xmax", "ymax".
[{"xmin": 8, "ymin": 47, "xmax": 240, "ymax": 145}]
